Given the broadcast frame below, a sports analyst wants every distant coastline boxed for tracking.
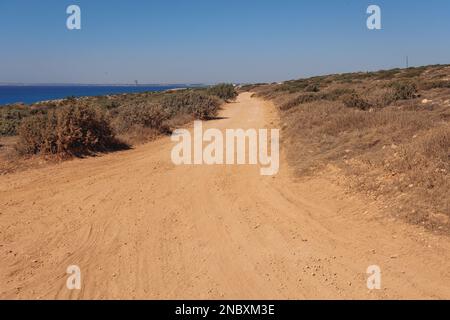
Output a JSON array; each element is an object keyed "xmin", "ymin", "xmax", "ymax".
[
  {"xmin": 0, "ymin": 83, "xmax": 206, "ymax": 87},
  {"xmin": 0, "ymin": 84, "xmax": 206, "ymax": 106}
]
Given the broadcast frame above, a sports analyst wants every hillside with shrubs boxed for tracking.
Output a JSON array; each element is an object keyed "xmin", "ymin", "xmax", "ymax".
[{"xmin": 246, "ymin": 65, "xmax": 450, "ymax": 230}]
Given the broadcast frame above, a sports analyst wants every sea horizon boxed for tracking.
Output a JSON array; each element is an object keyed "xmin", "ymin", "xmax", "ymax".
[
  {"xmin": 0, "ymin": 82, "xmax": 206, "ymax": 86},
  {"xmin": 0, "ymin": 84, "xmax": 206, "ymax": 106}
]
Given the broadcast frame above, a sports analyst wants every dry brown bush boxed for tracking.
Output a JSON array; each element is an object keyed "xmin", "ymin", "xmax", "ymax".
[{"xmin": 17, "ymin": 104, "xmax": 119, "ymax": 157}]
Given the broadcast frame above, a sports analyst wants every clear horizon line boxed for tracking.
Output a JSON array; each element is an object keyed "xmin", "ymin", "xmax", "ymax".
[{"xmin": 0, "ymin": 82, "xmax": 209, "ymax": 86}]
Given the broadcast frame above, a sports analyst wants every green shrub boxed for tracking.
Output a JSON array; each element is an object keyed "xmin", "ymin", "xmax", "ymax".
[
  {"xmin": 391, "ymin": 81, "xmax": 418, "ymax": 100},
  {"xmin": 239, "ymin": 83, "xmax": 266, "ymax": 91},
  {"xmin": 419, "ymin": 80, "xmax": 450, "ymax": 90},
  {"xmin": 332, "ymin": 72, "xmax": 374, "ymax": 82},
  {"xmin": 324, "ymin": 88, "xmax": 356, "ymax": 101},
  {"xmin": 279, "ymin": 89, "xmax": 356, "ymax": 111},
  {"xmin": 116, "ymin": 103, "xmax": 170, "ymax": 133},
  {"xmin": 105, "ymin": 101, "xmax": 121, "ymax": 110},
  {"xmin": 0, "ymin": 106, "xmax": 31, "ymax": 136},
  {"xmin": 342, "ymin": 93, "xmax": 372, "ymax": 110},
  {"xmin": 275, "ymin": 80, "xmax": 310, "ymax": 93},
  {"xmin": 161, "ymin": 91, "xmax": 221, "ymax": 120},
  {"xmin": 17, "ymin": 104, "xmax": 116, "ymax": 156},
  {"xmin": 280, "ymin": 94, "xmax": 322, "ymax": 111},
  {"xmin": 374, "ymin": 69, "xmax": 401, "ymax": 80},
  {"xmin": 399, "ymin": 67, "xmax": 426, "ymax": 79},
  {"xmin": 305, "ymin": 83, "xmax": 320, "ymax": 92},
  {"xmin": 207, "ymin": 83, "xmax": 237, "ymax": 101}
]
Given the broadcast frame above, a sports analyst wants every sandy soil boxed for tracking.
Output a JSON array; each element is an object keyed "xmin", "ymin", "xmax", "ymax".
[{"xmin": 1, "ymin": 93, "xmax": 449, "ymax": 299}]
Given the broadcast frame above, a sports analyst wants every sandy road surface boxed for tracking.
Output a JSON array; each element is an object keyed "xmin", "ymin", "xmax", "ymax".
[{"xmin": 1, "ymin": 93, "xmax": 450, "ymax": 299}]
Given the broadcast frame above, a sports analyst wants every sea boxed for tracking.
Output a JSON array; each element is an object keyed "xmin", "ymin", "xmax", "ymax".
[{"xmin": 0, "ymin": 84, "xmax": 195, "ymax": 106}]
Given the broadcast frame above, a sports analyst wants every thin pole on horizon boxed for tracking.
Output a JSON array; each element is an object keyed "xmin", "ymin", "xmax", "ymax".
[{"xmin": 406, "ymin": 56, "xmax": 409, "ymax": 68}]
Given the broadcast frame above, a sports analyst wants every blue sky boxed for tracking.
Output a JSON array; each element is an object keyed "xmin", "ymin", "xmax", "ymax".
[{"xmin": 0, "ymin": 0, "xmax": 449, "ymax": 84}]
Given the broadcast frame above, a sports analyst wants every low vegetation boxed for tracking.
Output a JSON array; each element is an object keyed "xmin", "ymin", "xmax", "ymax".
[
  {"xmin": 207, "ymin": 83, "xmax": 238, "ymax": 101},
  {"xmin": 115, "ymin": 103, "xmax": 170, "ymax": 134},
  {"xmin": 0, "ymin": 84, "xmax": 236, "ymax": 161},
  {"xmin": 160, "ymin": 91, "xmax": 221, "ymax": 119},
  {"xmin": 246, "ymin": 64, "xmax": 450, "ymax": 230},
  {"xmin": 342, "ymin": 93, "xmax": 372, "ymax": 110},
  {"xmin": 17, "ymin": 104, "xmax": 117, "ymax": 157},
  {"xmin": 0, "ymin": 105, "xmax": 31, "ymax": 136},
  {"xmin": 390, "ymin": 81, "xmax": 418, "ymax": 101}
]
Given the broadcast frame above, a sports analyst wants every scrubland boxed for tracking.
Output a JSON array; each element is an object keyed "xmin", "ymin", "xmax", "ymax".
[
  {"xmin": 246, "ymin": 65, "xmax": 450, "ymax": 230},
  {"xmin": 0, "ymin": 84, "xmax": 236, "ymax": 172}
]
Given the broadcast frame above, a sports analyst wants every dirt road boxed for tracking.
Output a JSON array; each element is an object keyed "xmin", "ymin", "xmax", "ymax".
[{"xmin": 1, "ymin": 93, "xmax": 449, "ymax": 299}]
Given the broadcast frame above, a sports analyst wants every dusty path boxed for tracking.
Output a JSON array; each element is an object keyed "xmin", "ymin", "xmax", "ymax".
[{"xmin": 1, "ymin": 93, "xmax": 450, "ymax": 299}]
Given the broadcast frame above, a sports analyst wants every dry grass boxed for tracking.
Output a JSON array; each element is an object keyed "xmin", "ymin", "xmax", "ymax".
[{"xmin": 250, "ymin": 64, "xmax": 450, "ymax": 230}]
